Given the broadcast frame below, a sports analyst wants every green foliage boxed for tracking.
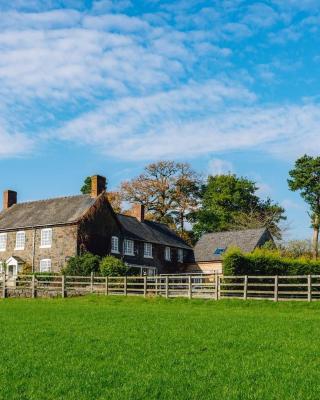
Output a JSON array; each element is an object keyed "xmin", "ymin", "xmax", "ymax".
[
  {"xmin": 192, "ymin": 174, "xmax": 286, "ymax": 240},
  {"xmin": 63, "ymin": 253, "xmax": 101, "ymax": 276},
  {"xmin": 223, "ymin": 247, "xmax": 320, "ymax": 276},
  {"xmin": 99, "ymin": 256, "xmax": 128, "ymax": 276},
  {"xmin": 81, "ymin": 176, "xmax": 92, "ymax": 194}
]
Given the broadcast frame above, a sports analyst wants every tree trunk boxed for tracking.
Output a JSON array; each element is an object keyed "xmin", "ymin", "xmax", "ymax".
[{"xmin": 312, "ymin": 216, "xmax": 319, "ymax": 260}]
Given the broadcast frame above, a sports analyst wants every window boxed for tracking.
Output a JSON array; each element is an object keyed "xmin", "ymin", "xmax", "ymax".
[
  {"xmin": 144, "ymin": 243, "xmax": 153, "ymax": 258},
  {"xmin": 123, "ymin": 239, "xmax": 134, "ymax": 256},
  {"xmin": 40, "ymin": 228, "xmax": 52, "ymax": 248},
  {"xmin": 0, "ymin": 262, "xmax": 3, "ymax": 274},
  {"xmin": 0, "ymin": 233, "xmax": 7, "ymax": 251},
  {"xmin": 165, "ymin": 246, "xmax": 171, "ymax": 261},
  {"xmin": 178, "ymin": 248, "xmax": 184, "ymax": 263},
  {"xmin": 40, "ymin": 259, "xmax": 51, "ymax": 272},
  {"xmin": 214, "ymin": 247, "xmax": 226, "ymax": 255},
  {"xmin": 111, "ymin": 236, "xmax": 119, "ymax": 253},
  {"xmin": 15, "ymin": 231, "xmax": 25, "ymax": 250}
]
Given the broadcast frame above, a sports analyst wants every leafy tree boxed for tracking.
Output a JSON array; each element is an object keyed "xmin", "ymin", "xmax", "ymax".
[
  {"xmin": 63, "ymin": 253, "xmax": 101, "ymax": 276},
  {"xmin": 288, "ymin": 155, "xmax": 320, "ymax": 259},
  {"xmin": 192, "ymin": 174, "xmax": 286, "ymax": 240},
  {"xmin": 120, "ymin": 161, "xmax": 200, "ymax": 232},
  {"xmin": 80, "ymin": 176, "xmax": 122, "ymax": 213},
  {"xmin": 100, "ymin": 256, "xmax": 128, "ymax": 276}
]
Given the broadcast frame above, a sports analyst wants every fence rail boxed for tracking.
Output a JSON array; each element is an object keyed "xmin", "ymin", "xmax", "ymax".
[{"xmin": 1, "ymin": 273, "xmax": 320, "ymax": 301}]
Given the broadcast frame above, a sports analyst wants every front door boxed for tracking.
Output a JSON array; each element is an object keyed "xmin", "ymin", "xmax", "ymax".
[{"xmin": 7, "ymin": 264, "xmax": 17, "ymax": 278}]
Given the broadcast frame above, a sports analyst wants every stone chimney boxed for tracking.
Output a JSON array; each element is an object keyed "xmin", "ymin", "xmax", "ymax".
[
  {"xmin": 132, "ymin": 203, "xmax": 145, "ymax": 222},
  {"xmin": 3, "ymin": 190, "xmax": 17, "ymax": 210},
  {"xmin": 91, "ymin": 175, "xmax": 106, "ymax": 198}
]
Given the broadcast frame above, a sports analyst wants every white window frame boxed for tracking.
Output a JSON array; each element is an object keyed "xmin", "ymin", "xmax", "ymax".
[
  {"xmin": 178, "ymin": 248, "xmax": 184, "ymax": 263},
  {"xmin": 40, "ymin": 259, "xmax": 51, "ymax": 273},
  {"xmin": 144, "ymin": 242, "xmax": 153, "ymax": 258},
  {"xmin": 0, "ymin": 233, "xmax": 7, "ymax": 252},
  {"xmin": 165, "ymin": 246, "xmax": 171, "ymax": 261},
  {"xmin": 111, "ymin": 236, "xmax": 119, "ymax": 254},
  {"xmin": 123, "ymin": 239, "xmax": 134, "ymax": 256},
  {"xmin": 40, "ymin": 228, "xmax": 52, "ymax": 248},
  {"xmin": 15, "ymin": 231, "xmax": 25, "ymax": 250}
]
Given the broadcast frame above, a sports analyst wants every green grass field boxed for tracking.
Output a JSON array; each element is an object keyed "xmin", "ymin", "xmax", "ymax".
[{"xmin": 1, "ymin": 296, "xmax": 320, "ymax": 400}]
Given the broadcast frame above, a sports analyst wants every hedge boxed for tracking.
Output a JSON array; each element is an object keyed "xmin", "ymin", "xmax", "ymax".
[{"xmin": 223, "ymin": 247, "xmax": 320, "ymax": 276}]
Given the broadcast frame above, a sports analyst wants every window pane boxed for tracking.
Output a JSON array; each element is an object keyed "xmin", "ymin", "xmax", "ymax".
[
  {"xmin": 41, "ymin": 229, "xmax": 52, "ymax": 247},
  {"xmin": 0, "ymin": 233, "xmax": 7, "ymax": 251},
  {"xmin": 111, "ymin": 236, "xmax": 119, "ymax": 253},
  {"xmin": 15, "ymin": 231, "xmax": 25, "ymax": 249},
  {"xmin": 40, "ymin": 259, "xmax": 51, "ymax": 272},
  {"xmin": 144, "ymin": 243, "xmax": 152, "ymax": 258},
  {"xmin": 165, "ymin": 247, "xmax": 171, "ymax": 261},
  {"xmin": 124, "ymin": 239, "xmax": 134, "ymax": 255}
]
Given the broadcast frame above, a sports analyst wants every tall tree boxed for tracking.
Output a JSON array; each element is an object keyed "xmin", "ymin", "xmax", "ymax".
[
  {"xmin": 80, "ymin": 176, "xmax": 122, "ymax": 213},
  {"xmin": 191, "ymin": 174, "xmax": 286, "ymax": 240},
  {"xmin": 120, "ymin": 161, "xmax": 200, "ymax": 232},
  {"xmin": 288, "ymin": 155, "xmax": 320, "ymax": 259}
]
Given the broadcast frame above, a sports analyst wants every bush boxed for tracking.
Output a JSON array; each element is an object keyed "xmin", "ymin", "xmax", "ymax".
[
  {"xmin": 63, "ymin": 253, "xmax": 101, "ymax": 276},
  {"xmin": 100, "ymin": 256, "xmax": 128, "ymax": 276},
  {"xmin": 223, "ymin": 247, "xmax": 320, "ymax": 276}
]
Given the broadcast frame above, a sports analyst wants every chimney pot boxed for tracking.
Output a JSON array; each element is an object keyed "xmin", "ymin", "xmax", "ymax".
[
  {"xmin": 132, "ymin": 203, "xmax": 145, "ymax": 222},
  {"xmin": 3, "ymin": 190, "xmax": 17, "ymax": 210},
  {"xmin": 91, "ymin": 175, "xmax": 106, "ymax": 198}
]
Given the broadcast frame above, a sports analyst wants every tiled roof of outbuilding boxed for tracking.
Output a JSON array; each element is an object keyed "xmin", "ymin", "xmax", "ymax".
[
  {"xmin": 194, "ymin": 228, "xmax": 271, "ymax": 262},
  {"xmin": 116, "ymin": 214, "xmax": 192, "ymax": 250},
  {"xmin": 0, "ymin": 194, "xmax": 96, "ymax": 230}
]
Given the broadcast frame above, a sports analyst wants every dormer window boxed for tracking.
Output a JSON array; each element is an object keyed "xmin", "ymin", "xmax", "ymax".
[
  {"xmin": 15, "ymin": 231, "xmax": 25, "ymax": 250},
  {"xmin": 214, "ymin": 247, "xmax": 226, "ymax": 255},
  {"xmin": 40, "ymin": 228, "xmax": 52, "ymax": 248}
]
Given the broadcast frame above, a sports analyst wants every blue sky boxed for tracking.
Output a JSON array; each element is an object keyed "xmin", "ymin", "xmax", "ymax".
[{"xmin": 0, "ymin": 0, "xmax": 320, "ymax": 240}]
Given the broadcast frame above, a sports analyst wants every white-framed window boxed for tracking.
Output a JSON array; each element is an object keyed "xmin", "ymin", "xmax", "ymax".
[
  {"xmin": 40, "ymin": 259, "xmax": 51, "ymax": 272},
  {"xmin": 165, "ymin": 246, "xmax": 171, "ymax": 261},
  {"xmin": 144, "ymin": 242, "xmax": 153, "ymax": 258},
  {"xmin": 111, "ymin": 236, "xmax": 119, "ymax": 253},
  {"xmin": 123, "ymin": 239, "xmax": 134, "ymax": 256},
  {"xmin": 178, "ymin": 248, "xmax": 184, "ymax": 263},
  {"xmin": 15, "ymin": 231, "xmax": 25, "ymax": 250},
  {"xmin": 0, "ymin": 233, "xmax": 7, "ymax": 251},
  {"xmin": 40, "ymin": 228, "xmax": 52, "ymax": 248}
]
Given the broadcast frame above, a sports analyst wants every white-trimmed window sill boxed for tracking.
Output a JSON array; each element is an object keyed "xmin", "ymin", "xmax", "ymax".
[{"xmin": 40, "ymin": 245, "xmax": 52, "ymax": 249}]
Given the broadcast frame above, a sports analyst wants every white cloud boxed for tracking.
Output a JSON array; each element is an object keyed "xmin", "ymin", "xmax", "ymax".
[
  {"xmin": 208, "ymin": 159, "xmax": 233, "ymax": 176},
  {"xmin": 0, "ymin": 122, "xmax": 34, "ymax": 157}
]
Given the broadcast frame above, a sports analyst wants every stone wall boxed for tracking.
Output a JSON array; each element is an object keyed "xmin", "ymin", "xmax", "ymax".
[{"xmin": 0, "ymin": 224, "xmax": 78, "ymax": 273}]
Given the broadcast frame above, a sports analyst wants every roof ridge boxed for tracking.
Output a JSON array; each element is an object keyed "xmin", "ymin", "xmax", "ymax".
[{"xmin": 9, "ymin": 193, "xmax": 90, "ymax": 207}]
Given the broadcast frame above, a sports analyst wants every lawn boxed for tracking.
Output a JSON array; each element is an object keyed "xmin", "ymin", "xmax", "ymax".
[{"xmin": 1, "ymin": 297, "xmax": 320, "ymax": 400}]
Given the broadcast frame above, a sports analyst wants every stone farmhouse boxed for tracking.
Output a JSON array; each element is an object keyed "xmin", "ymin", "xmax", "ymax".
[
  {"xmin": 186, "ymin": 228, "xmax": 273, "ymax": 274},
  {"xmin": 0, "ymin": 175, "xmax": 193, "ymax": 277}
]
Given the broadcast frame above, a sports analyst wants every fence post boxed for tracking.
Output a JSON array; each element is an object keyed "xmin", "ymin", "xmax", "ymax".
[
  {"xmin": 61, "ymin": 274, "xmax": 65, "ymax": 298},
  {"xmin": 188, "ymin": 275, "xmax": 192, "ymax": 299},
  {"xmin": 31, "ymin": 274, "xmax": 36, "ymax": 298},
  {"xmin": 243, "ymin": 275, "xmax": 248, "ymax": 300},
  {"xmin": 105, "ymin": 276, "xmax": 109, "ymax": 296},
  {"xmin": 2, "ymin": 272, "xmax": 6, "ymax": 299},
  {"xmin": 144, "ymin": 276, "xmax": 147, "ymax": 297},
  {"xmin": 308, "ymin": 275, "xmax": 312, "ymax": 302},
  {"xmin": 124, "ymin": 276, "xmax": 127, "ymax": 296},
  {"xmin": 215, "ymin": 275, "xmax": 219, "ymax": 300},
  {"xmin": 165, "ymin": 276, "xmax": 169, "ymax": 298},
  {"xmin": 90, "ymin": 272, "xmax": 94, "ymax": 293},
  {"xmin": 274, "ymin": 275, "xmax": 278, "ymax": 302}
]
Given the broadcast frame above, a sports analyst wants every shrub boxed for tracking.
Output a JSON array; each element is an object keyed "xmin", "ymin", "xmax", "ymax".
[
  {"xmin": 63, "ymin": 253, "xmax": 101, "ymax": 276},
  {"xmin": 100, "ymin": 256, "xmax": 128, "ymax": 276},
  {"xmin": 223, "ymin": 248, "xmax": 320, "ymax": 276}
]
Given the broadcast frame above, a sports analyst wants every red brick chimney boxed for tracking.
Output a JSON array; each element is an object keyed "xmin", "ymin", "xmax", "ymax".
[
  {"xmin": 3, "ymin": 190, "xmax": 17, "ymax": 210},
  {"xmin": 91, "ymin": 175, "xmax": 106, "ymax": 198},
  {"xmin": 132, "ymin": 204, "xmax": 145, "ymax": 222}
]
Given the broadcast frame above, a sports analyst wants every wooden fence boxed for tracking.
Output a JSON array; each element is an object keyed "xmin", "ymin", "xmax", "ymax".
[{"xmin": 1, "ymin": 273, "xmax": 320, "ymax": 301}]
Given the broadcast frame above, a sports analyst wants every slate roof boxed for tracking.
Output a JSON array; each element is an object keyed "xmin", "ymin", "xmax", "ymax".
[
  {"xmin": 0, "ymin": 194, "xmax": 96, "ymax": 230},
  {"xmin": 117, "ymin": 214, "xmax": 192, "ymax": 250},
  {"xmin": 194, "ymin": 228, "xmax": 270, "ymax": 262}
]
